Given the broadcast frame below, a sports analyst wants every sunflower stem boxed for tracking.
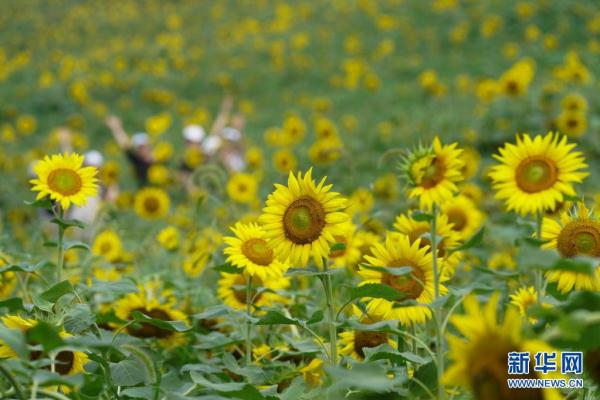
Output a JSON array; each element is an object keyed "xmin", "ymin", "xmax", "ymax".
[
  {"xmin": 535, "ymin": 210, "xmax": 545, "ymax": 304},
  {"xmin": 431, "ymin": 204, "xmax": 445, "ymax": 400},
  {"xmin": 321, "ymin": 259, "xmax": 337, "ymax": 366},
  {"xmin": 56, "ymin": 207, "xmax": 65, "ymax": 284},
  {"xmin": 245, "ymin": 274, "xmax": 253, "ymax": 367}
]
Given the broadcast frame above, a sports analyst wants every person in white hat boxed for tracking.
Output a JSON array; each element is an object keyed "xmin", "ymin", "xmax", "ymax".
[{"xmin": 105, "ymin": 115, "xmax": 154, "ymax": 186}]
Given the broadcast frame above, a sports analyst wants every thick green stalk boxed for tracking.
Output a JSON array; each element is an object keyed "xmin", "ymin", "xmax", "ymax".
[
  {"xmin": 431, "ymin": 204, "xmax": 444, "ymax": 400},
  {"xmin": 245, "ymin": 274, "xmax": 253, "ymax": 366},
  {"xmin": 56, "ymin": 207, "xmax": 65, "ymax": 284},
  {"xmin": 535, "ymin": 210, "xmax": 544, "ymax": 303},
  {"xmin": 322, "ymin": 259, "xmax": 337, "ymax": 365}
]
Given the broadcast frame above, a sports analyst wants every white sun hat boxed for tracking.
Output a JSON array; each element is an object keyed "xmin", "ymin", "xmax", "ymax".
[
  {"xmin": 84, "ymin": 150, "xmax": 104, "ymax": 167},
  {"xmin": 132, "ymin": 132, "xmax": 149, "ymax": 147},
  {"xmin": 183, "ymin": 125, "xmax": 206, "ymax": 143}
]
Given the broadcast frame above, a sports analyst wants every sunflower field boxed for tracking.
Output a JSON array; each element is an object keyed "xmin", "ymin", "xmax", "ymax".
[{"xmin": 1, "ymin": 0, "xmax": 600, "ymax": 399}]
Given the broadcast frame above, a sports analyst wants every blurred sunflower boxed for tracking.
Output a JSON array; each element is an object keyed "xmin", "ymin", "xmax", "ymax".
[
  {"xmin": 400, "ymin": 137, "xmax": 464, "ymax": 210},
  {"xmin": 0, "ymin": 316, "xmax": 88, "ymax": 376},
  {"xmin": 444, "ymin": 293, "xmax": 563, "ymax": 400},
  {"xmin": 272, "ymin": 149, "xmax": 297, "ymax": 174},
  {"xmin": 509, "ymin": 286, "xmax": 541, "ymax": 323},
  {"xmin": 134, "ymin": 187, "xmax": 170, "ymax": 219},
  {"xmin": 440, "ymin": 195, "xmax": 485, "ymax": 241},
  {"xmin": 226, "ymin": 173, "xmax": 258, "ymax": 204},
  {"xmin": 358, "ymin": 234, "xmax": 445, "ymax": 325},
  {"xmin": 156, "ymin": 226, "xmax": 180, "ymax": 251},
  {"xmin": 182, "ymin": 250, "xmax": 210, "ymax": 278},
  {"xmin": 260, "ymin": 169, "xmax": 349, "ymax": 268},
  {"xmin": 224, "ymin": 222, "xmax": 289, "ymax": 280},
  {"xmin": 328, "ymin": 222, "xmax": 361, "ymax": 269},
  {"xmin": 556, "ymin": 110, "xmax": 587, "ymax": 138},
  {"xmin": 217, "ymin": 272, "xmax": 290, "ymax": 311},
  {"xmin": 92, "ymin": 230, "xmax": 123, "ymax": 262},
  {"xmin": 30, "ymin": 153, "xmax": 98, "ymax": 209},
  {"xmin": 0, "ymin": 253, "xmax": 16, "ymax": 298},
  {"xmin": 393, "ymin": 211, "xmax": 462, "ymax": 275},
  {"xmin": 489, "ymin": 132, "xmax": 588, "ymax": 215},
  {"xmin": 541, "ymin": 202, "xmax": 600, "ymax": 293}
]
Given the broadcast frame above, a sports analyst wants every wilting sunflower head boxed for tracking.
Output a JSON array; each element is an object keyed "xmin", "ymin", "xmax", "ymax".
[
  {"xmin": 224, "ymin": 221, "xmax": 289, "ymax": 280},
  {"xmin": 400, "ymin": 137, "xmax": 464, "ymax": 210},
  {"xmin": 260, "ymin": 168, "xmax": 349, "ymax": 268},
  {"xmin": 30, "ymin": 152, "xmax": 98, "ymax": 210},
  {"xmin": 542, "ymin": 203, "xmax": 600, "ymax": 293},
  {"xmin": 444, "ymin": 293, "xmax": 562, "ymax": 400},
  {"xmin": 134, "ymin": 187, "xmax": 170, "ymax": 220},
  {"xmin": 489, "ymin": 132, "xmax": 588, "ymax": 215}
]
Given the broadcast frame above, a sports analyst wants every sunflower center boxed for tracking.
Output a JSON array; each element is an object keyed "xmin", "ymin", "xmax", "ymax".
[
  {"xmin": 567, "ymin": 118, "xmax": 579, "ymax": 128},
  {"xmin": 409, "ymin": 227, "xmax": 446, "ymax": 257},
  {"xmin": 446, "ymin": 208, "xmax": 467, "ymax": 231},
  {"xmin": 557, "ymin": 220, "xmax": 600, "ymax": 258},
  {"xmin": 283, "ymin": 196, "xmax": 326, "ymax": 244},
  {"xmin": 330, "ymin": 235, "xmax": 348, "ymax": 258},
  {"xmin": 99, "ymin": 242, "xmax": 113, "ymax": 254},
  {"xmin": 144, "ymin": 196, "xmax": 160, "ymax": 213},
  {"xmin": 127, "ymin": 308, "xmax": 173, "ymax": 339},
  {"xmin": 515, "ymin": 156, "xmax": 558, "ymax": 193},
  {"xmin": 420, "ymin": 157, "xmax": 445, "ymax": 188},
  {"xmin": 242, "ymin": 238, "xmax": 274, "ymax": 266},
  {"xmin": 381, "ymin": 259, "xmax": 425, "ymax": 300},
  {"xmin": 353, "ymin": 331, "xmax": 389, "ymax": 359},
  {"xmin": 47, "ymin": 168, "xmax": 82, "ymax": 196}
]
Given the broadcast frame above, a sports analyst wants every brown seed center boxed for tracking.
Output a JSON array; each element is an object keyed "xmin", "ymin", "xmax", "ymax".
[
  {"xmin": 381, "ymin": 258, "xmax": 426, "ymax": 300},
  {"xmin": 515, "ymin": 156, "xmax": 558, "ymax": 193},
  {"xmin": 47, "ymin": 168, "xmax": 82, "ymax": 196},
  {"xmin": 241, "ymin": 238, "xmax": 274, "ymax": 266},
  {"xmin": 353, "ymin": 331, "xmax": 389, "ymax": 359},
  {"xmin": 557, "ymin": 220, "xmax": 600, "ymax": 258},
  {"xmin": 283, "ymin": 196, "xmax": 326, "ymax": 244}
]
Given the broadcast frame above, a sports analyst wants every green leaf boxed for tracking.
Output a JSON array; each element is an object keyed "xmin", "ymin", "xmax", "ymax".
[
  {"xmin": 256, "ymin": 310, "xmax": 299, "ymax": 326},
  {"xmin": 448, "ymin": 227, "xmax": 485, "ymax": 254},
  {"xmin": 0, "ymin": 325, "xmax": 27, "ymax": 358},
  {"xmin": 110, "ymin": 359, "xmax": 147, "ymax": 386},
  {"xmin": 330, "ymin": 242, "xmax": 346, "ymax": 252},
  {"xmin": 194, "ymin": 305, "xmax": 231, "ymax": 320},
  {"xmin": 286, "ymin": 267, "xmax": 333, "ymax": 277},
  {"xmin": 64, "ymin": 304, "xmax": 95, "ymax": 334},
  {"xmin": 190, "ymin": 372, "xmax": 265, "ymax": 399},
  {"xmin": 50, "ymin": 217, "xmax": 86, "ymax": 230},
  {"xmin": 0, "ymin": 261, "xmax": 53, "ymax": 274},
  {"xmin": 409, "ymin": 361, "xmax": 437, "ymax": 396},
  {"xmin": 306, "ymin": 310, "xmax": 324, "ymax": 325},
  {"xmin": 26, "ymin": 322, "xmax": 65, "ymax": 353},
  {"xmin": 121, "ymin": 344, "xmax": 158, "ymax": 385},
  {"xmin": 130, "ymin": 310, "xmax": 190, "ymax": 332},
  {"xmin": 63, "ymin": 241, "xmax": 91, "ymax": 251},
  {"xmin": 25, "ymin": 198, "xmax": 53, "ymax": 209},
  {"xmin": 359, "ymin": 264, "xmax": 412, "ymax": 276},
  {"xmin": 0, "ymin": 297, "xmax": 27, "ymax": 312},
  {"xmin": 411, "ymin": 210, "xmax": 433, "ymax": 222},
  {"xmin": 40, "ymin": 280, "xmax": 75, "ymax": 303},
  {"xmin": 214, "ymin": 262, "xmax": 240, "ymax": 274},
  {"xmin": 347, "ymin": 283, "xmax": 405, "ymax": 302},
  {"xmin": 544, "ymin": 257, "xmax": 596, "ymax": 276}
]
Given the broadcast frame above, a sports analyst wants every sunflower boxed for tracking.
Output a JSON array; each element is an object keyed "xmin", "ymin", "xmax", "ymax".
[
  {"xmin": 459, "ymin": 146, "xmax": 481, "ymax": 180},
  {"xmin": 354, "ymin": 230, "xmax": 381, "ymax": 267},
  {"xmin": 134, "ymin": 187, "xmax": 170, "ymax": 219},
  {"xmin": 92, "ymin": 230, "xmax": 123, "ymax": 262},
  {"xmin": 217, "ymin": 272, "xmax": 290, "ymax": 311},
  {"xmin": 0, "ymin": 253, "xmax": 16, "ymax": 298},
  {"xmin": 272, "ymin": 149, "xmax": 298, "ymax": 174},
  {"xmin": 30, "ymin": 153, "xmax": 98, "ymax": 209},
  {"xmin": 0, "ymin": 316, "xmax": 88, "ymax": 377},
  {"xmin": 227, "ymin": 173, "xmax": 259, "ymax": 204},
  {"xmin": 393, "ymin": 211, "xmax": 462, "ymax": 275},
  {"xmin": 339, "ymin": 306, "xmax": 397, "ymax": 360},
  {"xmin": 224, "ymin": 222, "xmax": 289, "ymax": 281},
  {"xmin": 156, "ymin": 225, "xmax": 180, "ymax": 251},
  {"xmin": 489, "ymin": 132, "xmax": 588, "ymax": 215},
  {"xmin": 440, "ymin": 195, "xmax": 485, "ymax": 241},
  {"xmin": 182, "ymin": 250, "xmax": 209, "ymax": 278},
  {"xmin": 260, "ymin": 169, "xmax": 349, "ymax": 268},
  {"xmin": 328, "ymin": 222, "xmax": 362, "ymax": 269},
  {"xmin": 114, "ymin": 282, "xmax": 187, "ymax": 345},
  {"xmin": 358, "ymin": 233, "xmax": 445, "ymax": 325},
  {"xmin": 509, "ymin": 286, "xmax": 539, "ymax": 323},
  {"xmin": 556, "ymin": 110, "xmax": 587, "ymax": 138},
  {"xmin": 444, "ymin": 293, "xmax": 563, "ymax": 400},
  {"xmin": 400, "ymin": 137, "xmax": 464, "ymax": 210},
  {"xmin": 541, "ymin": 203, "xmax": 600, "ymax": 293}
]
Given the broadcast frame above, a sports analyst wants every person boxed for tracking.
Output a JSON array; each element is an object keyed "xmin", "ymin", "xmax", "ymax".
[{"xmin": 105, "ymin": 115, "xmax": 154, "ymax": 186}]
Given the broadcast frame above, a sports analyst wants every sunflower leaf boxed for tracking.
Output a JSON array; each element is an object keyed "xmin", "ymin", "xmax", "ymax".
[
  {"xmin": 330, "ymin": 242, "xmax": 346, "ymax": 252},
  {"xmin": 130, "ymin": 311, "xmax": 191, "ymax": 332},
  {"xmin": 26, "ymin": 322, "xmax": 65, "ymax": 353},
  {"xmin": 544, "ymin": 256, "xmax": 596, "ymax": 276},
  {"xmin": 24, "ymin": 198, "xmax": 53, "ymax": 209},
  {"xmin": 40, "ymin": 280, "xmax": 75, "ymax": 303},
  {"xmin": 214, "ymin": 262, "xmax": 240, "ymax": 274},
  {"xmin": 256, "ymin": 310, "xmax": 299, "ymax": 326},
  {"xmin": 0, "ymin": 297, "xmax": 27, "ymax": 313},
  {"xmin": 63, "ymin": 241, "xmax": 90, "ymax": 251},
  {"xmin": 411, "ymin": 210, "xmax": 433, "ymax": 222},
  {"xmin": 50, "ymin": 217, "xmax": 86, "ymax": 230},
  {"xmin": 447, "ymin": 227, "xmax": 485, "ymax": 254},
  {"xmin": 0, "ymin": 261, "xmax": 53, "ymax": 274},
  {"xmin": 359, "ymin": 264, "xmax": 413, "ymax": 276},
  {"xmin": 347, "ymin": 283, "xmax": 405, "ymax": 302}
]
